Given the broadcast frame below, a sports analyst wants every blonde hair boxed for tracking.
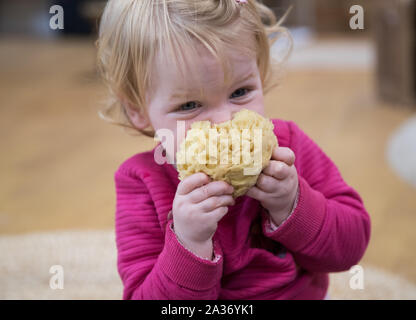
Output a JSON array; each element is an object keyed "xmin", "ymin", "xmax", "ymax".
[{"xmin": 97, "ymin": 0, "xmax": 292, "ymax": 138}]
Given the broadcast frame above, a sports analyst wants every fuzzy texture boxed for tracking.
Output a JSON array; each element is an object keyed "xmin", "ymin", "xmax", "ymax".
[
  {"xmin": 114, "ymin": 118, "xmax": 371, "ymax": 300},
  {"xmin": 176, "ymin": 109, "xmax": 278, "ymax": 198}
]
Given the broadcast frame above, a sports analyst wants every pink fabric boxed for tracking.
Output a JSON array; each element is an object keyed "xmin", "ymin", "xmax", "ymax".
[{"xmin": 114, "ymin": 119, "xmax": 371, "ymax": 300}]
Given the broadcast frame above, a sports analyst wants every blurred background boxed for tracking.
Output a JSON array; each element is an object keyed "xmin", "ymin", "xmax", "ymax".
[{"xmin": 0, "ymin": 0, "xmax": 415, "ymax": 299}]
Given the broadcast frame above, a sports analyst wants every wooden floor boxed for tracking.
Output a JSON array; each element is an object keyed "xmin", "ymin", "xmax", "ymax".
[{"xmin": 1, "ymin": 37, "xmax": 415, "ymax": 283}]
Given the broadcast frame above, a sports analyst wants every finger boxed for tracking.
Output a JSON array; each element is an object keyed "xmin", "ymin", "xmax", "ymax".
[
  {"xmin": 188, "ymin": 180, "xmax": 234, "ymax": 203},
  {"xmin": 262, "ymin": 160, "xmax": 291, "ymax": 180},
  {"xmin": 198, "ymin": 195, "xmax": 235, "ymax": 212},
  {"xmin": 271, "ymin": 147, "xmax": 295, "ymax": 166},
  {"xmin": 246, "ymin": 185, "xmax": 268, "ymax": 202},
  {"xmin": 255, "ymin": 173, "xmax": 277, "ymax": 193},
  {"xmin": 177, "ymin": 172, "xmax": 211, "ymax": 195},
  {"xmin": 208, "ymin": 206, "xmax": 229, "ymax": 222}
]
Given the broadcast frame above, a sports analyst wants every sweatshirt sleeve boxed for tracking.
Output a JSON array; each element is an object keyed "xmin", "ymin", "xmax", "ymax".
[
  {"xmin": 261, "ymin": 121, "xmax": 371, "ymax": 273},
  {"xmin": 114, "ymin": 167, "xmax": 223, "ymax": 300}
]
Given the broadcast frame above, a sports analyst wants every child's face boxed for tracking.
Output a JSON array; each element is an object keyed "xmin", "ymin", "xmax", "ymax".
[{"xmin": 129, "ymin": 44, "xmax": 265, "ymax": 164}]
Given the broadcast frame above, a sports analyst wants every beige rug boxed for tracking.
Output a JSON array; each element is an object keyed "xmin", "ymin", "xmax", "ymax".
[{"xmin": 1, "ymin": 230, "xmax": 415, "ymax": 300}]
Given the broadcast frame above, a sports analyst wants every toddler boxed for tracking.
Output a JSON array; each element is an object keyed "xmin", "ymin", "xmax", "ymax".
[{"xmin": 97, "ymin": 0, "xmax": 371, "ymax": 300}]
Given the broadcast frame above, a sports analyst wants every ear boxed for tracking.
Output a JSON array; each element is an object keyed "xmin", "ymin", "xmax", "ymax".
[{"xmin": 124, "ymin": 103, "xmax": 150, "ymax": 130}]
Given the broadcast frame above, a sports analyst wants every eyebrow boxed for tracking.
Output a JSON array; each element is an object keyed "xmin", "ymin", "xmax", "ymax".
[{"xmin": 169, "ymin": 72, "xmax": 255, "ymax": 100}]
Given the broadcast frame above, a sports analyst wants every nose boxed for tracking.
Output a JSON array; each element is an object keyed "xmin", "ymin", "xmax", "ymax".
[{"xmin": 208, "ymin": 107, "xmax": 235, "ymax": 125}]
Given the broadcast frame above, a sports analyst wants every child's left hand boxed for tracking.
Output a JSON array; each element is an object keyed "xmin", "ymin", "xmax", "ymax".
[{"xmin": 246, "ymin": 146, "xmax": 299, "ymax": 226}]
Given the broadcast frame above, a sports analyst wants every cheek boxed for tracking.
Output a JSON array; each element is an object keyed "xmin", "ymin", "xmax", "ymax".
[
  {"xmin": 165, "ymin": 122, "xmax": 193, "ymax": 163},
  {"xmin": 245, "ymin": 91, "xmax": 265, "ymax": 116}
]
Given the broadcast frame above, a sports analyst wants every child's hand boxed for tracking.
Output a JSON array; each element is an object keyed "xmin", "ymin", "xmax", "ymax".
[
  {"xmin": 246, "ymin": 147, "xmax": 299, "ymax": 226},
  {"xmin": 171, "ymin": 172, "xmax": 235, "ymax": 259}
]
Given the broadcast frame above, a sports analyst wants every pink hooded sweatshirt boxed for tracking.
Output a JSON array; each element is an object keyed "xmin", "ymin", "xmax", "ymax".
[{"xmin": 114, "ymin": 119, "xmax": 371, "ymax": 300}]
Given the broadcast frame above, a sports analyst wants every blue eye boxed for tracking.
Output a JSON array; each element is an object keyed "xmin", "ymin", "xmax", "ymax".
[
  {"xmin": 230, "ymin": 88, "xmax": 250, "ymax": 99},
  {"xmin": 178, "ymin": 101, "xmax": 201, "ymax": 112}
]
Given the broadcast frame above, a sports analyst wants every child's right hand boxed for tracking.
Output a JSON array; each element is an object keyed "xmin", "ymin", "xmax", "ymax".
[{"xmin": 171, "ymin": 172, "xmax": 235, "ymax": 260}]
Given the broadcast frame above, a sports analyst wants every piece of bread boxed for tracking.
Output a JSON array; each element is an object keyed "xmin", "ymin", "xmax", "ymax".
[{"xmin": 176, "ymin": 109, "xmax": 278, "ymax": 198}]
